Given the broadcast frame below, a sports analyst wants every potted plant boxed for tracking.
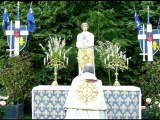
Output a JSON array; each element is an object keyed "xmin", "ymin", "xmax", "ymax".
[
  {"xmin": 0, "ymin": 53, "xmax": 32, "ymax": 119},
  {"xmin": 0, "ymin": 96, "xmax": 9, "ymax": 118}
]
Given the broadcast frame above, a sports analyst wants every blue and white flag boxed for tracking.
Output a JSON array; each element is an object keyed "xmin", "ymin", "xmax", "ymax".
[
  {"xmin": 134, "ymin": 10, "xmax": 141, "ymax": 32},
  {"xmin": 2, "ymin": 5, "xmax": 10, "ymax": 30},
  {"xmin": 27, "ymin": 4, "xmax": 35, "ymax": 32}
]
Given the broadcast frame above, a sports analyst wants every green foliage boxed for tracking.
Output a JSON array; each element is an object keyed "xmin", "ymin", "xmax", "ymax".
[
  {"xmin": 136, "ymin": 58, "xmax": 160, "ymax": 99},
  {"xmin": 142, "ymin": 96, "xmax": 160, "ymax": 119},
  {"xmin": 0, "ymin": 53, "xmax": 32, "ymax": 104},
  {"xmin": 95, "ymin": 41, "xmax": 127, "ymax": 70},
  {"xmin": 39, "ymin": 36, "xmax": 72, "ymax": 63},
  {"xmin": 95, "ymin": 40, "xmax": 129, "ymax": 85},
  {"xmin": 39, "ymin": 36, "xmax": 72, "ymax": 84},
  {"xmin": 0, "ymin": 1, "xmax": 159, "ymax": 103},
  {"xmin": 0, "ymin": 107, "xmax": 4, "ymax": 118}
]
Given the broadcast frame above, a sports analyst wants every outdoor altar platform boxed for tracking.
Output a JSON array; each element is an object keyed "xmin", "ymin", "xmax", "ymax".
[{"xmin": 32, "ymin": 85, "xmax": 141, "ymax": 119}]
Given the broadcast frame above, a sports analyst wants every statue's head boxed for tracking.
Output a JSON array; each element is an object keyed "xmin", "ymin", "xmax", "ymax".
[{"xmin": 81, "ymin": 22, "xmax": 88, "ymax": 32}]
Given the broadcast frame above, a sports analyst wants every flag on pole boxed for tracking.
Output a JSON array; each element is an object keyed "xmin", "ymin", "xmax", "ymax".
[
  {"xmin": 134, "ymin": 9, "xmax": 141, "ymax": 32},
  {"xmin": 2, "ymin": 4, "xmax": 10, "ymax": 30},
  {"xmin": 27, "ymin": 3, "xmax": 35, "ymax": 32}
]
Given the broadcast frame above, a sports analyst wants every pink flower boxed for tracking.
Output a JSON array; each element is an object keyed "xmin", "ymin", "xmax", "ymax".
[
  {"xmin": 141, "ymin": 106, "xmax": 146, "ymax": 110},
  {"xmin": 0, "ymin": 101, "xmax": 6, "ymax": 106},
  {"xmin": 146, "ymin": 98, "xmax": 151, "ymax": 104}
]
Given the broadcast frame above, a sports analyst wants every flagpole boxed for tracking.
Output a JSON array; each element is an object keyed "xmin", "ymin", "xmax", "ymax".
[
  {"xmin": 132, "ymin": 2, "xmax": 135, "ymax": 10},
  {"xmin": 31, "ymin": 1, "xmax": 33, "ymax": 6},
  {"xmin": 4, "ymin": 1, "xmax": 6, "ymax": 9},
  {"xmin": 9, "ymin": 20, "xmax": 12, "ymax": 57},
  {"xmin": 148, "ymin": 5, "xmax": 149, "ymax": 24},
  {"xmin": 30, "ymin": 1, "xmax": 33, "ymax": 12},
  {"xmin": 17, "ymin": 1, "xmax": 19, "ymax": 20},
  {"xmin": 142, "ymin": 24, "xmax": 146, "ymax": 61}
]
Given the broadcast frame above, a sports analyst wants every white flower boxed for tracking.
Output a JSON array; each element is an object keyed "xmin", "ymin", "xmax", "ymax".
[
  {"xmin": 146, "ymin": 98, "xmax": 151, "ymax": 104},
  {"xmin": 0, "ymin": 96, "xmax": 9, "ymax": 100},
  {"xmin": 155, "ymin": 101, "xmax": 159, "ymax": 105},
  {"xmin": 158, "ymin": 103, "xmax": 160, "ymax": 108}
]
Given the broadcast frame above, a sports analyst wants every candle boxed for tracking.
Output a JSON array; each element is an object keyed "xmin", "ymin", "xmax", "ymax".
[
  {"xmin": 123, "ymin": 54, "xmax": 126, "ymax": 60},
  {"xmin": 127, "ymin": 58, "xmax": 129, "ymax": 67},
  {"xmin": 47, "ymin": 55, "xmax": 48, "ymax": 62},
  {"xmin": 120, "ymin": 51, "xmax": 122, "ymax": 57},
  {"xmin": 59, "ymin": 51, "xmax": 61, "ymax": 57},
  {"xmin": 107, "ymin": 54, "xmax": 109, "ymax": 60},
  {"xmin": 104, "ymin": 58, "xmax": 106, "ymax": 64},
  {"xmin": 66, "ymin": 57, "xmax": 68, "ymax": 65},
  {"xmin": 116, "ymin": 46, "xmax": 119, "ymax": 53},
  {"xmin": 44, "ymin": 58, "xmax": 46, "ymax": 66}
]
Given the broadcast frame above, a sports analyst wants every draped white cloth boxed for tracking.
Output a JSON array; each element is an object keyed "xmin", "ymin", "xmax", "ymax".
[
  {"xmin": 65, "ymin": 109, "xmax": 108, "ymax": 119},
  {"xmin": 64, "ymin": 72, "xmax": 108, "ymax": 119}
]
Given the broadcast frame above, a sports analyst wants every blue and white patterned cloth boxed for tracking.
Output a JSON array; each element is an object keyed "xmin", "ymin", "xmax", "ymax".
[{"xmin": 32, "ymin": 85, "xmax": 141, "ymax": 119}]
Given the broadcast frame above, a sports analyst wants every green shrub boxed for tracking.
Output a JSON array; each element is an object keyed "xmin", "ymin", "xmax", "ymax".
[{"xmin": 0, "ymin": 53, "xmax": 32, "ymax": 104}]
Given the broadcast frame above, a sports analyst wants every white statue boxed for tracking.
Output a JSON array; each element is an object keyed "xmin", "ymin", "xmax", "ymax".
[{"xmin": 76, "ymin": 22, "xmax": 95, "ymax": 75}]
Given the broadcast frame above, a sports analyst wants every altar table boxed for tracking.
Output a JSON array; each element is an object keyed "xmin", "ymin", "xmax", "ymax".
[{"xmin": 32, "ymin": 85, "xmax": 141, "ymax": 119}]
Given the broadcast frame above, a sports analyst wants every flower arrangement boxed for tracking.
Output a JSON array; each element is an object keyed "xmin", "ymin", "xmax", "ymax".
[
  {"xmin": 0, "ymin": 96, "xmax": 9, "ymax": 118},
  {"xmin": 39, "ymin": 36, "xmax": 72, "ymax": 85},
  {"xmin": 142, "ymin": 96, "xmax": 160, "ymax": 119},
  {"xmin": 95, "ymin": 41, "xmax": 131, "ymax": 85}
]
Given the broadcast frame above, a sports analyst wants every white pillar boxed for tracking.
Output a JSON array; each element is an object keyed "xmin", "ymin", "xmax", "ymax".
[
  {"xmin": 14, "ymin": 21, "xmax": 20, "ymax": 56},
  {"xmin": 147, "ymin": 24, "xmax": 153, "ymax": 61}
]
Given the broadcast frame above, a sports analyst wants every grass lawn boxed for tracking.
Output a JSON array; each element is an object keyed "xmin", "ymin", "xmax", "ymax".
[{"xmin": 22, "ymin": 113, "xmax": 32, "ymax": 119}]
